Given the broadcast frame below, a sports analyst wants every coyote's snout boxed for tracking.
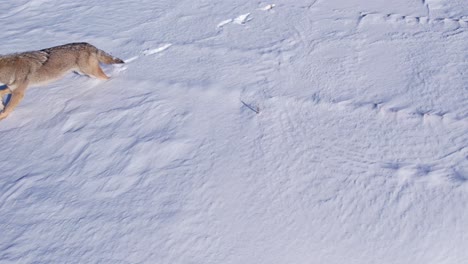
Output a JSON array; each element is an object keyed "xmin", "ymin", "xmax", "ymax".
[{"xmin": 0, "ymin": 42, "xmax": 124, "ymax": 120}]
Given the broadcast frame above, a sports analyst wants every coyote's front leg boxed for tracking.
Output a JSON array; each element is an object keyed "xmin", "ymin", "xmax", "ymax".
[
  {"xmin": 0, "ymin": 83, "xmax": 26, "ymax": 120},
  {"xmin": 0, "ymin": 87, "xmax": 11, "ymax": 97}
]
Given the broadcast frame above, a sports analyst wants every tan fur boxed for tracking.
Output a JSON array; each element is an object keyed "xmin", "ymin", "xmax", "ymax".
[{"xmin": 0, "ymin": 42, "xmax": 124, "ymax": 120}]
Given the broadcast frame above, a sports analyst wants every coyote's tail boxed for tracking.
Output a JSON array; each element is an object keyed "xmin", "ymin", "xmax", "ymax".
[{"xmin": 97, "ymin": 49, "xmax": 125, "ymax": 64}]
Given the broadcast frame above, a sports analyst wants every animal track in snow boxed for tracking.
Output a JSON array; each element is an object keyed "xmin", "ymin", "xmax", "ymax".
[
  {"xmin": 124, "ymin": 56, "xmax": 139, "ymax": 63},
  {"xmin": 217, "ymin": 13, "xmax": 251, "ymax": 28},
  {"xmin": 382, "ymin": 162, "xmax": 467, "ymax": 187},
  {"xmin": 217, "ymin": 19, "xmax": 233, "ymax": 28},
  {"xmin": 294, "ymin": 93, "xmax": 467, "ymax": 127},
  {"xmin": 358, "ymin": 11, "xmax": 468, "ymax": 29},
  {"xmin": 233, "ymin": 13, "xmax": 251, "ymax": 24},
  {"xmin": 143, "ymin": 43, "xmax": 173, "ymax": 56},
  {"xmin": 259, "ymin": 4, "xmax": 276, "ymax": 11},
  {"xmin": 116, "ymin": 43, "xmax": 173, "ymax": 67},
  {"xmin": 217, "ymin": 4, "xmax": 275, "ymax": 28}
]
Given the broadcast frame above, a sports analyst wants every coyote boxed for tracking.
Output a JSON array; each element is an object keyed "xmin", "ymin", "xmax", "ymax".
[{"xmin": 0, "ymin": 42, "xmax": 124, "ymax": 120}]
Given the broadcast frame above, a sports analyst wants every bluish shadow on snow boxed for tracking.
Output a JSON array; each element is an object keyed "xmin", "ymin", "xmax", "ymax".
[{"xmin": 0, "ymin": 84, "xmax": 11, "ymax": 108}]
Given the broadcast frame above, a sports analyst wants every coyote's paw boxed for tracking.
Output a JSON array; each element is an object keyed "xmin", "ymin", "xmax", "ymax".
[{"xmin": 0, "ymin": 111, "xmax": 8, "ymax": 120}]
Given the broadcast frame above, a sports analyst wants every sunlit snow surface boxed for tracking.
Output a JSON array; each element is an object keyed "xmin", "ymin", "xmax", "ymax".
[{"xmin": 0, "ymin": 0, "xmax": 467, "ymax": 263}]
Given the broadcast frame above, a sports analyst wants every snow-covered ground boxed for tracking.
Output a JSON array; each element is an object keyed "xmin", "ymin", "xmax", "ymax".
[{"xmin": 1, "ymin": 0, "xmax": 467, "ymax": 263}]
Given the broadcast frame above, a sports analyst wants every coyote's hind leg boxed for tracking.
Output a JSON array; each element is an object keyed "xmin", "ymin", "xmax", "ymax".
[{"xmin": 80, "ymin": 56, "xmax": 110, "ymax": 80}]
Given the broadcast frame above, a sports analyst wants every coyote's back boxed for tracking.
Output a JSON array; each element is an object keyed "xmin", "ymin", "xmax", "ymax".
[{"xmin": 0, "ymin": 42, "xmax": 124, "ymax": 120}]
